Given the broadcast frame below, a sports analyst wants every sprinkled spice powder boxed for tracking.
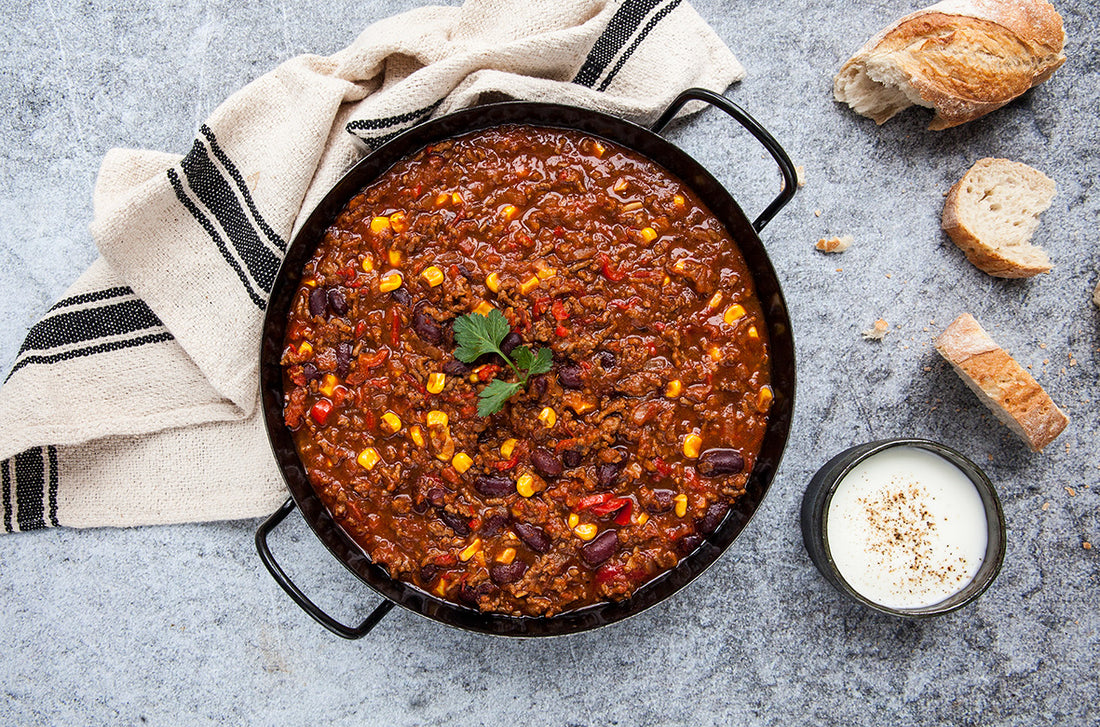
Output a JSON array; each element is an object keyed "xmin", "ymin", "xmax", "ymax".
[{"xmin": 826, "ymin": 447, "xmax": 988, "ymax": 609}]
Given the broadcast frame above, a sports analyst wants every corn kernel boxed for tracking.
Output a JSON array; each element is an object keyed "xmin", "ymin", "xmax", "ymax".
[
  {"xmin": 593, "ymin": 141, "xmax": 606, "ymax": 158},
  {"xmin": 451, "ymin": 192, "xmax": 463, "ymax": 206},
  {"xmin": 297, "ymin": 341, "xmax": 313, "ymax": 357},
  {"xmin": 302, "ymin": 278, "xmax": 317, "ymax": 288},
  {"xmin": 637, "ymin": 513, "xmax": 650, "ymax": 526},
  {"xmin": 673, "ymin": 194, "xmax": 686, "ymax": 207},
  {"xmin": 379, "ymin": 271, "xmax": 403, "ymax": 292},
  {"xmin": 427, "ymin": 372, "xmax": 446, "ymax": 394},
  {"xmin": 357, "ymin": 447, "xmax": 381, "ymax": 470},
  {"xmin": 501, "ymin": 205, "xmax": 518, "ymax": 222},
  {"xmin": 538, "ymin": 407, "xmax": 557, "ymax": 428},
  {"xmin": 388, "ymin": 211, "xmax": 408, "ymax": 233},
  {"xmin": 421, "ymin": 265, "xmax": 444, "ymax": 287},
  {"xmin": 516, "ymin": 473, "xmax": 536, "ymax": 498},
  {"xmin": 747, "ymin": 325, "xmax": 760, "ymax": 340},
  {"xmin": 370, "ymin": 216, "xmax": 390, "ymax": 234},
  {"xmin": 469, "ymin": 373, "xmax": 479, "ymax": 383},
  {"xmin": 672, "ymin": 258, "xmax": 688, "ymax": 273},
  {"xmin": 485, "ymin": 272, "xmax": 500, "ymax": 293},
  {"xmin": 621, "ymin": 201, "xmax": 643, "ymax": 213},
  {"xmin": 473, "ymin": 301, "xmax": 494, "ymax": 317},
  {"xmin": 426, "ymin": 410, "xmax": 449, "ymax": 428},
  {"xmin": 500, "ymin": 438, "xmax": 517, "ymax": 458},
  {"xmin": 574, "ymin": 523, "xmax": 598, "ymax": 541},
  {"xmin": 709, "ymin": 346, "xmax": 722, "ymax": 361},
  {"xmin": 535, "ymin": 262, "xmax": 556, "ymax": 280},
  {"xmin": 434, "ymin": 192, "xmax": 450, "ymax": 207},
  {"xmin": 567, "ymin": 512, "xmax": 579, "ymax": 529},
  {"xmin": 758, "ymin": 386, "xmax": 774, "ymax": 410},
  {"xmin": 640, "ymin": 227, "xmax": 658, "ymax": 243},
  {"xmin": 318, "ymin": 373, "xmax": 339, "ymax": 397},
  {"xmin": 380, "ymin": 411, "xmax": 402, "ymax": 435},
  {"xmin": 683, "ymin": 433, "xmax": 702, "ymax": 459},
  {"xmin": 707, "ymin": 292, "xmax": 724, "ymax": 310},
  {"xmin": 520, "ymin": 275, "xmax": 540, "ymax": 294},
  {"xmin": 360, "ymin": 256, "xmax": 374, "ymax": 272},
  {"xmin": 408, "ymin": 425, "xmax": 425, "ymax": 447},
  {"xmin": 458, "ymin": 538, "xmax": 482, "ymax": 562},
  {"xmin": 388, "ymin": 248, "xmax": 403, "ymax": 267},
  {"xmin": 452, "ymin": 452, "xmax": 473, "ymax": 474},
  {"xmin": 433, "ymin": 578, "xmax": 448, "ymax": 597},
  {"xmin": 495, "ymin": 547, "xmax": 517, "ymax": 565},
  {"xmin": 724, "ymin": 304, "xmax": 746, "ymax": 324},
  {"xmin": 673, "ymin": 493, "xmax": 688, "ymax": 518},
  {"xmin": 613, "ymin": 178, "xmax": 628, "ymax": 193},
  {"xmin": 665, "ymin": 379, "xmax": 682, "ymax": 398},
  {"xmin": 662, "ymin": 275, "xmax": 671, "ymax": 286}
]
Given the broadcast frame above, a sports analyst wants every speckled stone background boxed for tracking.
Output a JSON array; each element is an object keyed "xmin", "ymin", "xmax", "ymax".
[{"xmin": 1, "ymin": 1, "xmax": 1097, "ymax": 724}]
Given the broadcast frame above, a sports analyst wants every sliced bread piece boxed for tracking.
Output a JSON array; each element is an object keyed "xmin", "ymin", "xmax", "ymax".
[
  {"xmin": 833, "ymin": 0, "xmax": 1066, "ymax": 130},
  {"xmin": 941, "ymin": 158, "xmax": 1056, "ymax": 278},
  {"xmin": 935, "ymin": 313, "xmax": 1068, "ymax": 451}
]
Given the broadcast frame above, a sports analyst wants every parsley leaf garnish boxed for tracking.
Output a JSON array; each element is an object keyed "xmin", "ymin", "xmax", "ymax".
[{"xmin": 453, "ymin": 309, "xmax": 553, "ymax": 415}]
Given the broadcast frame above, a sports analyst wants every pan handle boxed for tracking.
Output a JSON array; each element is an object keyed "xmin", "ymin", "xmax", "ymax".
[
  {"xmin": 652, "ymin": 87, "xmax": 797, "ymax": 232},
  {"xmin": 255, "ymin": 498, "xmax": 394, "ymax": 639}
]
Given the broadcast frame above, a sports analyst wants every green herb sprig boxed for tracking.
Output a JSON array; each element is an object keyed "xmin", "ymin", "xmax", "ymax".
[{"xmin": 452, "ymin": 309, "xmax": 552, "ymax": 416}]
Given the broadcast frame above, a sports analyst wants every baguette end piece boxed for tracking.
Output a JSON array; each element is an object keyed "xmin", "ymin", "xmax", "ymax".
[{"xmin": 935, "ymin": 313, "xmax": 1068, "ymax": 451}]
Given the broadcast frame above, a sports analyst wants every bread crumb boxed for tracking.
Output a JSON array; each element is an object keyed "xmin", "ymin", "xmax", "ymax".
[
  {"xmin": 795, "ymin": 165, "xmax": 806, "ymax": 187},
  {"xmin": 1041, "ymin": 501, "xmax": 1050, "ymax": 511},
  {"xmin": 1084, "ymin": 541, "xmax": 1092, "ymax": 550},
  {"xmin": 1066, "ymin": 486, "xmax": 1076, "ymax": 497},
  {"xmin": 814, "ymin": 209, "xmax": 822, "ymax": 217},
  {"xmin": 836, "ymin": 268, "xmax": 843, "ymax": 272},
  {"xmin": 886, "ymin": 273, "xmax": 892, "ymax": 278},
  {"xmin": 1093, "ymin": 279, "xmax": 1100, "ymax": 307},
  {"xmin": 816, "ymin": 235, "xmax": 852, "ymax": 253},
  {"xmin": 1039, "ymin": 343, "xmax": 1047, "ymax": 349},
  {"xmin": 862, "ymin": 318, "xmax": 889, "ymax": 340}
]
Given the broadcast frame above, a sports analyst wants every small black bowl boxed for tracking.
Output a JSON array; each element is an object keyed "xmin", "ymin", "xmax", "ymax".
[{"xmin": 801, "ymin": 438, "xmax": 1006, "ymax": 618}]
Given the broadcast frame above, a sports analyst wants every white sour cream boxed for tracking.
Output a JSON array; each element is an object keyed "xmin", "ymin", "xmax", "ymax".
[{"xmin": 825, "ymin": 446, "xmax": 988, "ymax": 610}]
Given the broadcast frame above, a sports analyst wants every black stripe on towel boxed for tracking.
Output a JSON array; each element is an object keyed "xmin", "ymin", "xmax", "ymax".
[
  {"xmin": 199, "ymin": 125, "xmax": 287, "ymax": 253},
  {"xmin": 14, "ymin": 447, "xmax": 46, "ymax": 532},
  {"xmin": 49, "ymin": 286, "xmax": 134, "ymax": 312},
  {"xmin": 16, "ymin": 298, "xmax": 164, "ymax": 359},
  {"xmin": 180, "ymin": 140, "xmax": 281, "ymax": 295},
  {"xmin": 573, "ymin": 0, "xmax": 665, "ymax": 87},
  {"xmin": 167, "ymin": 168, "xmax": 266, "ymax": 309},
  {"xmin": 7, "ymin": 331, "xmax": 175, "ymax": 380},
  {"xmin": 47, "ymin": 446, "xmax": 59, "ymax": 527},
  {"xmin": 597, "ymin": 0, "xmax": 683, "ymax": 92},
  {"xmin": 346, "ymin": 99, "xmax": 445, "ymax": 134},
  {"xmin": 2, "ymin": 459, "xmax": 12, "ymax": 533}
]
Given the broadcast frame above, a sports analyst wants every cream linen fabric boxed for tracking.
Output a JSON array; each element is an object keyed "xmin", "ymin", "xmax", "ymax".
[{"xmin": 0, "ymin": 0, "xmax": 744, "ymax": 531}]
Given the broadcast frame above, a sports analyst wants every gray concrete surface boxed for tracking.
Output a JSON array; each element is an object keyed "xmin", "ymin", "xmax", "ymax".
[{"xmin": 1, "ymin": 1, "xmax": 1097, "ymax": 724}]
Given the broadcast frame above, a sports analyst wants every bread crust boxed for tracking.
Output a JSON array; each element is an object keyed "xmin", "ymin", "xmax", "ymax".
[
  {"xmin": 941, "ymin": 158, "xmax": 1054, "ymax": 278},
  {"xmin": 935, "ymin": 313, "xmax": 1068, "ymax": 451},
  {"xmin": 835, "ymin": 0, "xmax": 1065, "ymax": 129}
]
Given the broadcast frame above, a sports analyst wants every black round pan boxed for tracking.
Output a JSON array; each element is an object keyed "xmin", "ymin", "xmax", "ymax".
[{"xmin": 256, "ymin": 88, "xmax": 797, "ymax": 638}]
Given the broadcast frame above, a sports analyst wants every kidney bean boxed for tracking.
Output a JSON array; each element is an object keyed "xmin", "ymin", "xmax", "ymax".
[
  {"xmin": 678, "ymin": 534, "xmax": 702, "ymax": 556},
  {"xmin": 697, "ymin": 502, "xmax": 730, "ymax": 534},
  {"xmin": 413, "ymin": 310, "xmax": 443, "ymax": 344},
  {"xmin": 419, "ymin": 563, "xmax": 441, "ymax": 584},
  {"xmin": 531, "ymin": 374, "xmax": 549, "ymax": 399},
  {"xmin": 580, "ymin": 530, "xmax": 618, "ymax": 567},
  {"xmin": 490, "ymin": 560, "xmax": 528, "ymax": 585},
  {"xmin": 597, "ymin": 350, "xmax": 615, "ymax": 369},
  {"xmin": 562, "ymin": 449, "xmax": 582, "ymax": 469},
  {"xmin": 696, "ymin": 449, "xmax": 745, "ymax": 477},
  {"xmin": 390, "ymin": 287, "xmax": 412, "ymax": 306},
  {"xmin": 531, "ymin": 447, "xmax": 563, "ymax": 478},
  {"xmin": 438, "ymin": 509, "xmax": 470, "ymax": 536},
  {"xmin": 426, "ymin": 487, "xmax": 446, "ymax": 507},
  {"xmin": 335, "ymin": 341, "xmax": 353, "ymax": 377},
  {"xmin": 308, "ymin": 287, "xmax": 328, "ymax": 317},
  {"xmin": 647, "ymin": 488, "xmax": 675, "ymax": 514},
  {"xmin": 474, "ymin": 475, "xmax": 514, "ymax": 498},
  {"xmin": 557, "ymin": 364, "xmax": 583, "ymax": 389},
  {"xmin": 457, "ymin": 582, "xmax": 494, "ymax": 606},
  {"xmin": 512, "ymin": 522, "xmax": 551, "ymax": 553},
  {"xmin": 596, "ymin": 462, "xmax": 622, "ymax": 489},
  {"xmin": 328, "ymin": 289, "xmax": 348, "ymax": 316},
  {"xmin": 500, "ymin": 331, "xmax": 523, "ymax": 356},
  {"xmin": 481, "ymin": 512, "xmax": 509, "ymax": 537},
  {"xmin": 442, "ymin": 359, "xmax": 470, "ymax": 375},
  {"xmin": 301, "ymin": 362, "xmax": 320, "ymax": 382}
]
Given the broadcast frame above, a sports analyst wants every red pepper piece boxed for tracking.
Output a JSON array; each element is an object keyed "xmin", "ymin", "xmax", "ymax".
[
  {"xmin": 614, "ymin": 501, "xmax": 633, "ymax": 526},
  {"xmin": 477, "ymin": 364, "xmax": 502, "ymax": 382},
  {"xmin": 555, "ymin": 325, "xmax": 569, "ymax": 337},
  {"xmin": 551, "ymin": 299, "xmax": 569, "ymax": 321},
  {"xmin": 653, "ymin": 456, "xmax": 672, "ymax": 478},
  {"xmin": 494, "ymin": 451, "xmax": 520, "ymax": 471},
  {"xmin": 309, "ymin": 399, "xmax": 333, "ymax": 425},
  {"xmin": 576, "ymin": 492, "xmax": 616, "ymax": 510},
  {"xmin": 600, "ymin": 254, "xmax": 627, "ymax": 282},
  {"xmin": 532, "ymin": 297, "xmax": 550, "ymax": 318},
  {"xmin": 590, "ymin": 497, "xmax": 631, "ymax": 517},
  {"xmin": 389, "ymin": 308, "xmax": 401, "ymax": 345},
  {"xmin": 594, "ymin": 563, "xmax": 622, "ymax": 585},
  {"xmin": 331, "ymin": 385, "xmax": 349, "ymax": 408},
  {"xmin": 355, "ymin": 320, "xmax": 367, "ymax": 336}
]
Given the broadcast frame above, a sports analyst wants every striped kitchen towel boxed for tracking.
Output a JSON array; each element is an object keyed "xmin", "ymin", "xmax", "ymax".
[{"xmin": 0, "ymin": 0, "xmax": 744, "ymax": 532}]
